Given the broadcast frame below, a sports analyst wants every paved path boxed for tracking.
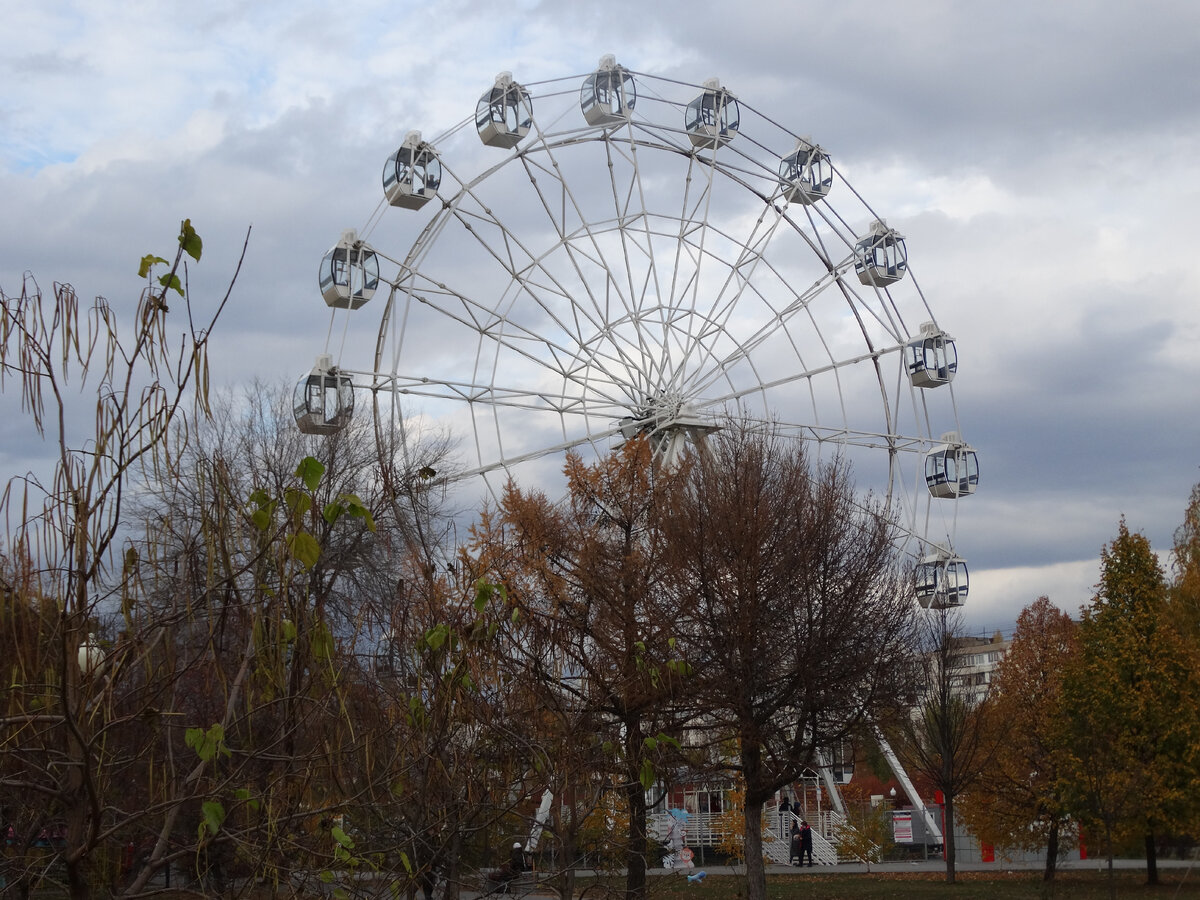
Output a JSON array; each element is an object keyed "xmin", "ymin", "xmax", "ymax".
[{"xmin": 699, "ymin": 858, "xmax": 1199, "ymax": 875}]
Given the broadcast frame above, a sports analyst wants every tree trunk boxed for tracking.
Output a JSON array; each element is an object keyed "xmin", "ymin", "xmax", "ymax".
[
  {"xmin": 624, "ymin": 776, "xmax": 647, "ymax": 900},
  {"xmin": 1105, "ymin": 822, "xmax": 1116, "ymax": 900},
  {"xmin": 623, "ymin": 719, "xmax": 648, "ymax": 900},
  {"xmin": 740, "ymin": 741, "xmax": 768, "ymax": 900},
  {"xmin": 1145, "ymin": 832, "xmax": 1158, "ymax": 885},
  {"xmin": 742, "ymin": 801, "xmax": 767, "ymax": 900},
  {"xmin": 942, "ymin": 793, "xmax": 956, "ymax": 884},
  {"xmin": 1042, "ymin": 818, "xmax": 1059, "ymax": 882},
  {"xmin": 556, "ymin": 825, "xmax": 578, "ymax": 900}
]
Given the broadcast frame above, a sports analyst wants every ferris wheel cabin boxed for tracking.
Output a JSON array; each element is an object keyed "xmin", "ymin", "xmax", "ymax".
[
  {"xmin": 854, "ymin": 220, "xmax": 907, "ymax": 287},
  {"xmin": 581, "ymin": 55, "xmax": 636, "ymax": 126},
  {"xmin": 906, "ymin": 322, "xmax": 957, "ymax": 388},
  {"xmin": 319, "ymin": 230, "xmax": 380, "ymax": 310},
  {"xmin": 779, "ymin": 138, "xmax": 833, "ymax": 205},
  {"xmin": 294, "ymin": 355, "xmax": 355, "ymax": 435},
  {"xmin": 915, "ymin": 550, "xmax": 969, "ymax": 610},
  {"xmin": 383, "ymin": 131, "xmax": 442, "ymax": 210},
  {"xmin": 685, "ymin": 79, "xmax": 740, "ymax": 149},
  {"xmin": 477, "ymin": 72, "xmax": 533, "ymax": 149},
  {"xmin": 925, "ymin": 432, "xmax": 978, "ymax": 499}
]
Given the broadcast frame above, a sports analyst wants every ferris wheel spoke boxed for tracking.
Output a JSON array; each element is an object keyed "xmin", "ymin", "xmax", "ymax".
[
  {"xmin": 363, "ymin": 370, "xmax": 633, "ymax": 418},
  {"xmin": 342, "ymin": 64, "xmax": 969, "ymax": 592}
]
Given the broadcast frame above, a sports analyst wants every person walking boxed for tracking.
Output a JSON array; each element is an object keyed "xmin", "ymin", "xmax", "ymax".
[
  {"xmin": 799, "ymin": 820, "xmax": 814, "ymax": 867},
  {"xmin": 788, "ymin": 820, "xmax": 801, "ymax": 866}
]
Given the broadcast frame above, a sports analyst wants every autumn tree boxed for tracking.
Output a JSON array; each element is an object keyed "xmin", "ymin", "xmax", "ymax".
[
  {"xmin": 470, "ymin": 439, "xmax": 692, "ymax": 900},
  {"xmin": 890, "ymin": 609, "xmax": 999, "ymax": 884},
  {"xmin": 959, "ymin": 597, "xmax": 1077, "ymax": 881},
  {"xmin": 1056, "ymin": 520, "xmax": 1200, "ymax": 893},
  {"xmin": 663, "ymin": 424, "xmax": 919, "ymax": 900},
  {"xmin": 1171, "ymin": 482, "xmax": 1200, "ymax": 641}
]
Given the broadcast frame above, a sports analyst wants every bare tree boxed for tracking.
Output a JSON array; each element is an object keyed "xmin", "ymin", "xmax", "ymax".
[
  {"xmin": 0, "ymin": 222, "xmax": 241, "ymax": 900},
  {"xmin": 889, "ymin": 608, "xmax": 999, "ymax": 884},
  {"xmin": 663, "ymin": 423, "xmax": 919, "ymax": 900}
]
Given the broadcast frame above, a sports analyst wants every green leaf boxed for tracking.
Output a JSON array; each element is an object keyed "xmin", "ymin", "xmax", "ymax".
[
  {"xmin": 289, "ymin": 532, "xmax": 321, "ymax": 569},
  {"xmin": 311, "ymin": 622, "xmax": 335, "ymax": 660},
  {"xmin": 320, "ymin": 870, "xmax": 335, "ymax": 884},
  {"xmin": 425, "ymin": 624, "xmax": 450, "ymax": 651},
  {"xmin": 284, "ymin": 487, "xmax": 312, "ymax": 519},
  {"xmin": 296, "ymin": 456, "xmax": 325, "ymax": 492},
  {"xmin": 185, "ymin": 724, "xmax": 229, "ymax": 761},
  {"xmin": 331, "ymin": 826, "xmax": 354, "ymax": 849},
  {"xmin": 138, "ymin": 254, "xmax": 168, "ymax": 278},
  {"xmin": 322, "ymin": 501, "xmax": 345, "ymax": 525},
  {"xmin": 158, "ymin": 272, "xmax": 184, "ymax": 296},
  {"xmin": 341, "ymin": 494, "xmax": 376, "ymax": 531},
  {"xmin": 474, "ymin": 584, "xmax": 490, "ymax": 614},
  {"xmin": 179, "ymin": 218, "xmax": 203, "ymax": 261},
  {"xmin": 251, "ymin": 508, "xmax": 272, "ymax": 531},
  {"xmin": 201, "ymin": 800, "xmax": 226, "ymax": 836},
  {"xmin": 639, "ymin": 758, "xmax": 656, "ymax": 792}
]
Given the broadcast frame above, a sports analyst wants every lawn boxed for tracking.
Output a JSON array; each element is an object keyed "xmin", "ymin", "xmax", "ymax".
[{"xmin": 616, "ymin": 869, "xmax": 1200, "ymax": 900}]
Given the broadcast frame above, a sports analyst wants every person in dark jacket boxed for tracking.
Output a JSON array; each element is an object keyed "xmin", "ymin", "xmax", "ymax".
[
  {"xmin": 788, "ymin": 820, "xmax": 801, "ymax": 865},
  {"xmin": 799, "ymin": 820, "xmax": 814, "ymax": 866}
]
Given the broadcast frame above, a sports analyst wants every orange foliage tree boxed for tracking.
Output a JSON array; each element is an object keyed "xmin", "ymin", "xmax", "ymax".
[{"xmin": 959, "ymin": 597, "xmax": 1077, "ymax": 881}]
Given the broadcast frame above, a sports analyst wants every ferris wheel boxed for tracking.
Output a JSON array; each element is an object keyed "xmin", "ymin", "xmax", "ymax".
[{"xmin": 295, "ymin": 56, "xmax": 976, "ymax": 609}]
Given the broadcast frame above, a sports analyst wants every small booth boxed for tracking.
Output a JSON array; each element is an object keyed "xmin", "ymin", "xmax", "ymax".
[
  {"xmin": 383, "ymin": 131, "xmax": 442, "ymax": 210},
  {"xmin": 925, "ymin": 432, "xmax": 978, "ymax": 499},
  {"xmin": 581, "ymin": 55, "xmax": 636, "ymax": 126},
  {"xmin": 915, "ymin": 549, "xmax": 969, "ymax": 610},
  {"xmin": 779, "ymin": 138, "xmax": 833, "ymax": 205},
  {"xmin": 685, "ymin": 79, "xmax": 739, "ymax": 149},
  {"xmin": 905, "ymin": 322, "xmax": 957, "ymax": 388},
  {"xmin": 319, "ymin": 230, "xmax": 379, "ymax": 310},
  {"xmin": 477, "ymin": 72, "xmax": 533, "ymax": 149},
  {"xmin": 294, "ymin": 355, "xmax": 355, "ymax": 435},
  {"xmin": 854, "ymin": 220, "xmax": 907, "ymax": 287}
]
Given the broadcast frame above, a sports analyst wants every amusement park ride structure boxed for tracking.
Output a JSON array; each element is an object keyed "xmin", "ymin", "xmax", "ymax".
[{"xmin": 296, "ymin": 55, "xmax": 976, "ymax": 856}]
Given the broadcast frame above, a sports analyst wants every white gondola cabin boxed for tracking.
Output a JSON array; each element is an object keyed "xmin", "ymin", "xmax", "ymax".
[
  {"xmin": 854, "ymin": 220, "xmax": 907, "ymax": 287},
  {"xmin": 476, "ymin": 72, "xmax": 533, "ymax": 149},
  {"xmin": 319, "ymin": 230, "xmax": 379, "ymax": 310},
  {"xmin": 915, "ymin": 550, "xmax": 969, "ymax": 610},
  {"xmin": 906, "ymin": 322, "xmax": 957, "ymax": 388},
  {"xmin": 925, "ymin": 432, "xmax": 978, "ymax": 499},
  {"xmin": 581, "ymin": 55, "xmax": 635, "ymax": 126},
  {"xmin": 685, "ymin": 79, "xmax": 739, "ymax": 149},
  {"xmin": 779, "ymin": 138, "xmax": 833, "ymax": 205},
  {"xmin": 383, "ymin": 131, "xmax": 441, "ymax": 210},
  {"xmin": 294, "ymin": 355, "xmax": 354, "ymax": 435}
]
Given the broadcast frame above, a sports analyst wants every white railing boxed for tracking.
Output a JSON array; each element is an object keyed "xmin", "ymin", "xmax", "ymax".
[{"xmin": 651, "ymin": 804, "xmax": 843, "ymax": 866}]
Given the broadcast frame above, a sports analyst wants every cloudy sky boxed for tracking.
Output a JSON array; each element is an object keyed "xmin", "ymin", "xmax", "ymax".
[{"xmin": 3, "ymin": 0, "xmax": 1199, "ymax": 635}]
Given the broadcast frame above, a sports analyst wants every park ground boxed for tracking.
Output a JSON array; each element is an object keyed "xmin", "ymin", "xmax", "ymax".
[{"xmin": 568, "ymin": 859, "xmax": 1200, "ymax": 900}]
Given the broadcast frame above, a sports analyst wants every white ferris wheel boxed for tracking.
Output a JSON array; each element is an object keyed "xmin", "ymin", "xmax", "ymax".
[{"xmin": 295, "ymin": 56, "xmax": 976, "ymax": 610}]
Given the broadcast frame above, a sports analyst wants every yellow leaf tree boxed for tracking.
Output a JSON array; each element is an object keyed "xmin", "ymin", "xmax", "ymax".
[{"xmin": 1056, "ymin": 520, "xmax": 1200, "ymax": 894}]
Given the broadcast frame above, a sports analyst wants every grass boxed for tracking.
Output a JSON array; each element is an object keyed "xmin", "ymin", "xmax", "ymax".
[{"xmin": 605, "ymin": 869, "xmax": 1200, "ymax": 900}]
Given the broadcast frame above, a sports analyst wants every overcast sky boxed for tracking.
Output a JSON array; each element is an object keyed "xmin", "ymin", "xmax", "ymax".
[{"xmin": 3, "ymin": 0, "xmax": 1199, "ymax": 635}]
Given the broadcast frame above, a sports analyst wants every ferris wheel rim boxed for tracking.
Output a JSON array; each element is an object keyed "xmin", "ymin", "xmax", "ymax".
[{"xmin": 336, "ymin": 66, "xmax": 968, "ymax": 569}]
